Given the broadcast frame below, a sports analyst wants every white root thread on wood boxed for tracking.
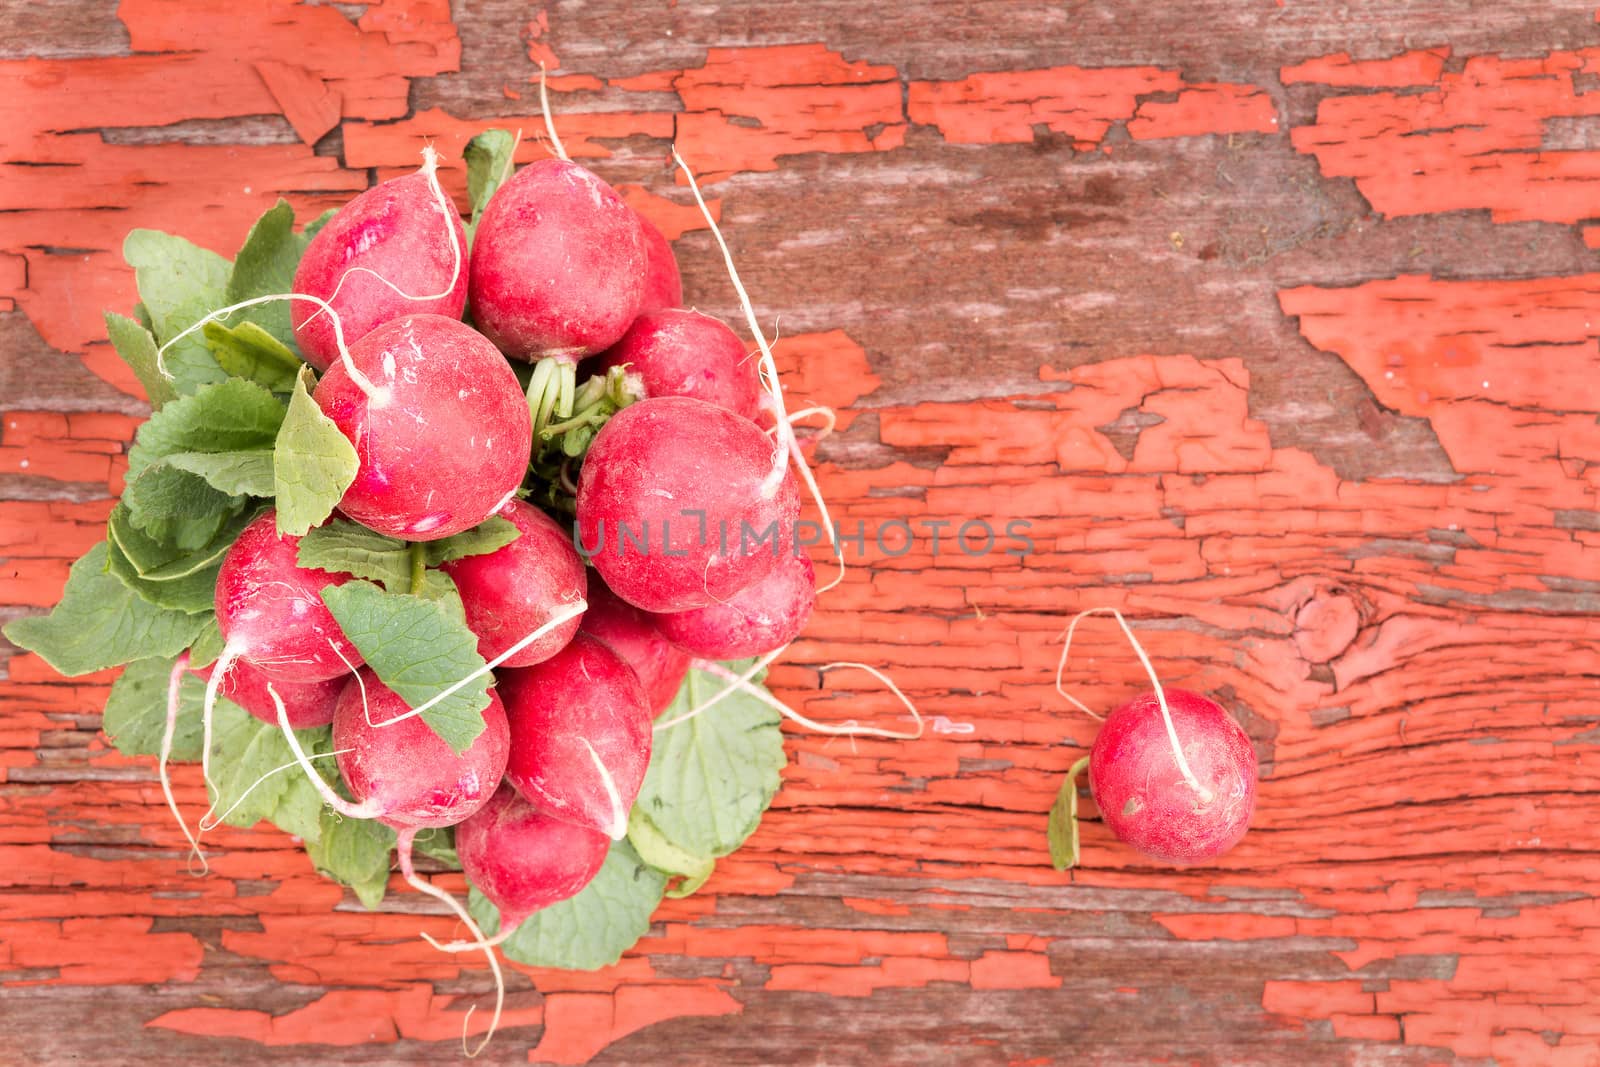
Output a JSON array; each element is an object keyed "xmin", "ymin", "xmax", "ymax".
[
  {"xmin": 1055, "ymin": 607, "xmax": 1211, "ymax": 803},
  {"xmin": 160, "ymin": 653, "xmax": 208, "ymax": 875},
  {"xmin": 397, "ymin": 828, "xmax": 505, "ymax": 1058},
  {"xmin": 663, "ymin": 655, "xmax": 926, "ymax": 741},
  {"xmin": 538, "ymin": 64, "xmax": 569, "ymax": 162}
]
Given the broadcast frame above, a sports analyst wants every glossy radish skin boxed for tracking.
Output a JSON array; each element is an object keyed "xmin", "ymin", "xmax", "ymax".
[
  {"xmin": 657, "ymin": 552, "xmax": 815, "ymax": 660},
  {"xmin": 457, "ymin": 784, "xmax": 609, "ymax": 924},
  {"xmin": 469, "ymin": 160, "xmax": 645, "ymax": 361},
  {"xmin": 595, "ymin": 309, "xmax": 762, "ymax": 422},
  {"xmin": 314, "ymin": 314, "xmax": 532, "ymax": 541},
  {"xmin": 1088, "ymin": 688, "xmax": 1257, "ymax": 864},
  {"xmin": 291, "ymin": 171, "xmax": 467, "ymax": 371},
  {"xmin": 635, "ymin": 212, "xmax": 682, "ymax": 314},
  {"xmin": 440, "ymin": 499, "xmax": 586, "ymax": 668},
  {"xmin": 498, "ymin": 634, "xmax": 650, "ymax": 839},
  {"xmin": 333, "ymin": 670, "xmax": 510, "ymax": 830},
  {"xmin": 214, "ymin": 510, "xmax": 362, "ymax": 683},
  {"xmin": 579, "ymin": 579, "xmax": 690, "ymax": 716},
  {"xmin": 576, "ymin": 396, "xmax": 800, "ymax": 613},
  {"xmin": 191, "ymin": 658, "xmax": 342, "ymax": 729}
]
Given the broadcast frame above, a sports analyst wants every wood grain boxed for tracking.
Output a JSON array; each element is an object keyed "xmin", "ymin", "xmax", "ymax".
[{"xmin": 4, "ymin": 2, "xmax": 1600, "ymax": 1064}]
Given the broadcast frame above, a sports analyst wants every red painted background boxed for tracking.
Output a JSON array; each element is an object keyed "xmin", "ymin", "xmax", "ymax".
[{"xmin": 3, "ymin": 2, "xmax": 1599, "ymax": 1064}]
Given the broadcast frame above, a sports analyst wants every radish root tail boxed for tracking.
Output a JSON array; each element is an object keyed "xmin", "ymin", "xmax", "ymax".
[
  {"xmin": 160, "ymin": 653, "xmax": 208, "ymax": 875},
  {"xmin": 538, "ymin": 64, "xmax": 569, "ymax": 162},
  {"xmin": 269, "ymin": 683, "xmax": 385, "ymax": 820},
  {"xmin": 666, "ymin": 655, "xmax": 925, "ymax": 741}
]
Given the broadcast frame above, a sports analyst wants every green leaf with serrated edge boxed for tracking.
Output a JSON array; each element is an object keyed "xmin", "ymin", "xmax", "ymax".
[
  {"xmin": 205, "ymin": 698, "xmax": 332, "ymax": 836},
  {"xmin": 126, "ymin": 377, "xmax": 286, "ymax": 479},
  {"xmin": 123, "ymin": 463, "xmax": 244, "ymax": 550},
  {"xmin": 188, "ymin": 616, "xmax": 224, "ymax": 669},
  {"xmin": 105, "ymin": 311, "xmax": 179, "ymax": 410},
  {"xmin": 123, "ymin": 229, "xmax": 231, "ymax": 395},
  {"xmin": 319, "ymin": 580, "xmax": 490, "ymax": 753},
  {"xmin": 226, "ymin": 199, "xmax": 309, "ymax": 349},
  {"xmin": 106, "ymin": 533, "xmax": 218, "ymax": 614},
  {"xmin": 165, "ymin": 450, "xmax": 276, "ymax": 497},
  {"xmin": 411, "ymin": 826, "xmax": 459, "ymax": 870},
  {"xmin": 469, "ymin": 839, "xmax": 666, "ymax": 971},
  {"xmin": 1047, "ymin": 756, "xmax": 1091, "ymax": 872},
  {"xmin": 464, "ymin": 128, "xmax": 516, "ymax": 241},
  {"xmin": 633, "ymin": 665, "xmax": 786, "ymax": 862},
  {"xmin": 627, "ymin": 808, "xmax": 714, "ymax": 899},
  {"xmin": 107, "ymin": 501, "xmax": 253, "ymax": 581},
  {"xmin": 102, "ymin": 656, "xmax": 206, "ymax": 760},
  {"xmin": 296, "ymin": 520, "xmax": 410, "ymax": 589},
  {"xmin": 274, "ymin": 365, "xmax": 358, "ymax": 537},
  {"xmin": 422, "ymin": 516, "xmax": 520, "ymax": 566},
  {"xmin": 2, "ymin": 544, "xmax": 208, "ymax": 676},
  {"xmin": 306, "ymin": 808, "xmax": 396, "ymax": 908},
  {"xmin": 203, "ymin": 320, "xmax": 302, "ymax": 393}
]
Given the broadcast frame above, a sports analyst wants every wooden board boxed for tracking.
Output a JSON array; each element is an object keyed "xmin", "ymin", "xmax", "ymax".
[{"xmin": 4, "ymin": 1, "xmax": 1600, "ymax": 1063}]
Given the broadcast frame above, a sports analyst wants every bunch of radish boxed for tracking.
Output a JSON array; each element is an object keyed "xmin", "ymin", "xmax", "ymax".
[{"xmin": 4, "ymin": 100, "xmax": 895, "ymax": 1052}]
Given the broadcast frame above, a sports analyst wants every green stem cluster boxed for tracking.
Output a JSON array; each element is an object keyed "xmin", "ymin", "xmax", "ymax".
[{"xmin": 525, "ymin": 356, "xmax": 578, "ymax": 441}]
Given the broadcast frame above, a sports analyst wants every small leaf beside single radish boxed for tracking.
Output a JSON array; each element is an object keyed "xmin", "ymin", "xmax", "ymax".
[{"xmin": 272, "ymin": 366, "xmax": 358, "ymax": 536}]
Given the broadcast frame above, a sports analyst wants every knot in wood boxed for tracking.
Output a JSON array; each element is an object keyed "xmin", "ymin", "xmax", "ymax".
[{"xmin": 1293, "ymin": 588, "xmax": 1362, "ymax": 664}]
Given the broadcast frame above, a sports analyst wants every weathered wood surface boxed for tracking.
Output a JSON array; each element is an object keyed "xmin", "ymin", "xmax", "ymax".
[{"xmin": 4, "ymin": 1, "xmax": 1600, "ymax": 1063}]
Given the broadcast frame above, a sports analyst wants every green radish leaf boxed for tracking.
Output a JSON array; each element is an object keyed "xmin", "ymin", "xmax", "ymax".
[
  {"xmin": 318, "ymin": 580, "xmax": 490, "ymax": 753},
  {"xmin": 632, "ymin": 665, "xmax": 786, "ymax": 861},
  {"xmin": 226, "ymin": 199, "xmax": 313, "ymax": 349},
  {"xmin": 627, "ymin": 808, "xmax": 715, "ymax": 899},
  {"xmin": 105, "ymin": 533, "xmax": 219, "ymax": 614},
  {"xmin": 104, "ymin": 311, "xmax": 179, "ymax": 410},
  {"xmin": 411, "ymin": 826, "xmax": 459, "ymax": 870},
  {"xmin": 123, "ymin": 229, "xmax": 231, "ymax": 394},
  {"xmin": 164, "ymin": 450, "xmax": 277, "ymax": 497},
  {"xmin": 101, "ymin": 655, "xmax": 207, "ymax": 760},
  {"xmin": 2, "ymin": 544, "xmax": 208, "ymax": 676},
  {"xmin": 203, "ymin": 320, "xmax": 302, "ymax": 392},
  {"xmin": 273, "ymin": 366, "xmax": 358, "ymax": 537},
  {"xmin": 469, "ymin": 838, "xmax": 666, "ymax": 971},
  {"xmin": 305, "ymin": 808, "xmax": 396, "ymax": 908},
  {"xmin": 188, "ymin": 616, "xmax": 225, "ymax": 669},
  {"xmin": 206, "ymin": 701, "xmax": 332, "ymax": 838},
  {"xmin": 122, "ymin": 464, "xmax": 244, "ymax": 550},
  {"xmin": 107, "ymin": 501, "xmax": 252, "ymax": 580},
  {"xmin": 1047, "ymin": 756, "xmax": 1091, "ymax": 871},
  {"xmin": 464, "ymin": 128, "xmax": 516, "ymax": 240},
  {"xmin": 296, "ymin": 520, "xmax": 410, "ymax": 589},
  {"xmin": 126, "ymin": 377, "xmax": 287, "ymax": 478},
  {"xmin": 422, "ymin": 516, "xmax": 520, "ymax": 566}
]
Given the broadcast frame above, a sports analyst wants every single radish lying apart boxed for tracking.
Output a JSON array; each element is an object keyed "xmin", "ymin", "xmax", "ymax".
[
  {"xmin": 469, "ymin": 159, "xmax": 644, "ymax": 361},
  {"xmin": 314, "ymin": 314, "xmax": 532, "ymax": 541},
  {"xmin": 578, "ymin": 580, "xmax": 690, "ymax": 716},
  {"xmin": 657, "ymin": 550, "xmax": 815, "ymax": 660},
  {"xmin": 457, "ymin": 783, "xmax": 609, "ymax": 924},
  {"xmin": 440, "ymin": 499, "xmax": 586, "ymax": 668},
  {"xmin": 292, "ymin": 157, "xmax": 467, "ymax": 371},
  {"xmin": 595, "ymin": 309, "xmax": 763, "ymax": 422},
  {"xmin": 190, "ymin": 658, "xmax": 342, "ymax": 729},
  {"xmin": 576, "ymin": 396, "xmax": 799, "ymax": 613},
  {"xmin": 214, "ymin": 509, "xmax": 362, "ymax": 683},
  {"xmin": 497, "ymin": 633, "xmax": 650, "ymax": 839},
  {"xmin": 634, "ymin": 211, "xmax": 683, "ymax": 314},
  {"xmin": 332, "ymin": 670, "xmax": 510, "ymax": 828},
  {"xmin": 1087, "ymin": 688, "xmax": 1256, "ymax": 864},
  {"xmin": 1050, "ymin": 608, "xmax": 1258, "ymax": 868}
]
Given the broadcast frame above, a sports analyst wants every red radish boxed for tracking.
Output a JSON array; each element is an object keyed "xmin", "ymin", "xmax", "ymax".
[
  {"xmin": 498, "ymin": 633, "xmax": 650, "ymax": 839},
  {"xmin": 314, "ymin": 314, "xmax": 531, "ymax": 541},
  {"xmin": 635, "ymin": 212, "xmax": 683, "ymax": 313},
  {"xmin": 469, "ymin": 159, "xmax": 645, "ymax": 362},
  {"xmin": 331, "ymin": 669, "xmax": 510, "ymax": 829},
  {"xmin": 576, "ymin": 396, "xmax": 800, "ymax": 613},
  {"xmin": 190, "ymin": 658, "xmax": 341, "ymax": 729},
  {"xmin": 213, "ymin": 510, "xmax": 361, "ymax": 684},
  {"xmin": 292, "ymin": 152, "xmax": 467, "ymax": 371},
  {"xmin": 1051, "ymin": 608, "xmax": 1258, "ymax": 868},
  {"xmin": 440, "ymin": 499, "xmax": 586, "ymax": 668},
  {"xmin": 595, "ymin": 309, "xmax": 762, "ymax": 422},
  {"xmin": 657, "ymin": 551, "xmax": 815, "ymax": 660},
  {"xmin": 579, "ymin": 579, "xmax": 690, "ymax": 716},
  {"xmin": 1087, "ymin": 688, "xmax": 1256, "ymax": 864},
  {"xmin": 457, "ymin": 783, "xmax": 609, "ymax": 924}
]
